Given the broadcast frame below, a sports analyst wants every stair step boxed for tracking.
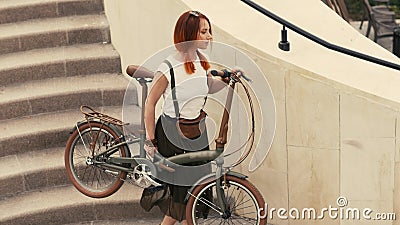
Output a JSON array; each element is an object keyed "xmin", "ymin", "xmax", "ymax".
[
  {"xmin": 0, "ymin": 43, "xmax": 121, "ymax": 87},
  {"xmin": 0, "ymin": 147, "xmax": 67, "ymax": 199},
  {"xmin": 0, "ymin": 14, "xmax": 110, "ymax": 54},
  {"xmin": 0, "ymin": 185, "xmax": 161, "ymax": 225},
  {"xmin": 0, "ymin": 73, "xmax": 131, "ymax": 120},
  {"xmin": 0, "ymin": 0, "xmax": 104, "ymax": 25},
  {"xmin": 71, "ymin": 218, "xmax": 165, "ymax": 225},
  {"xmin": 0, "ymin": 105, "xmax": 142, "ymax": 158}
]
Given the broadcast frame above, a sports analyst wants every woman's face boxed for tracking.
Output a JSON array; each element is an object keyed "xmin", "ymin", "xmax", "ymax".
[{"xmin": 196, "ymin": 18, "xmax": 212, "ymax": 49}]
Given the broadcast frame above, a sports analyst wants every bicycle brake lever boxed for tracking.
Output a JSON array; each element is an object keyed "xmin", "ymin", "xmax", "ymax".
[{"xmin": 241, "ymin": 74, "xmax": 252, "ymax": 82}]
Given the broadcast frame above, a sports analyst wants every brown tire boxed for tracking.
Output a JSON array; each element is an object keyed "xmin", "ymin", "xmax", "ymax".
[
  {"xmin": 64, "ymin": 121, "xmax": 128, "ymax": 198},
  {"xmin": 186, "ymin": 175, "xmax": 267, "ymax": 225}
]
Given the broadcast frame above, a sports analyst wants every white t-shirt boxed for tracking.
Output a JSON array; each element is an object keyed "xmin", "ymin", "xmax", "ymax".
[{"xmin": 157, "ymin": 54, "xmax": 209, "ymax": 119}]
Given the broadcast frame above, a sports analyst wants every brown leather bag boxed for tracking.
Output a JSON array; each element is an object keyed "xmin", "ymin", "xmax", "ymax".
[
  {"xmin": 177, "ymin": 110, "xmax": 207, "ymax": 139},
  {"xmin": 164, "ymin": 59, "xmax": 208, "ymax": 139}
]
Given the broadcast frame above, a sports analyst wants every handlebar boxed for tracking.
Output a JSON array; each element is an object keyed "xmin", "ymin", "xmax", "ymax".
[
  {"xmin": 210, "ymin": 69, "xmax": 252, "ymax": 82},
  {"xmin": 210, "ymin": 69, "xmax": 231, "ymax": 78}
]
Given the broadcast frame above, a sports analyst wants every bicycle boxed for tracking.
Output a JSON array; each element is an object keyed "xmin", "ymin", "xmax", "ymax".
[{"xmin": 64, "ymin": 64, "xmax": 267, "ymax": 225}]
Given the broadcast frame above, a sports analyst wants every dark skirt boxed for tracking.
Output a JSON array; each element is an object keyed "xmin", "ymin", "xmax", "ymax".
[{"xmin": 154, "ymin": 114, "xmax": 212, "ymax": 221}]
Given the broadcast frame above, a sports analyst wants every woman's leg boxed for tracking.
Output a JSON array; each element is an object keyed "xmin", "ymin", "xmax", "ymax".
[
  {"xmin": 161, "ymin": 215, "xmax": 177, "ymax": 225},
  {"xmin": 181, "ymin": 219, "xmax": 188, "ymax": 225}
]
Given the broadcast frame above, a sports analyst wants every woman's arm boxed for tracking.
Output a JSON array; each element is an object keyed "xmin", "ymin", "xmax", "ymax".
[{"xmin": 144, "ymin": 72, "xmax": 169, "ymax": 140}]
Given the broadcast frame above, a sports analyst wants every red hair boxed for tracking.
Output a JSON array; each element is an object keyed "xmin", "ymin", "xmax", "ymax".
[{"xmin": 173, "ymin": 11, "xmax": 211, "ymax": 74}]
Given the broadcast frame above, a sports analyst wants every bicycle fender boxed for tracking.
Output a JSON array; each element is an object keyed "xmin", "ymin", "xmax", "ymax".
[
  {"xmin": 68, "ymin": 119, "xmax": 131, "ymax": 157},
  {"xmin": 69, "ymin": 120, "xmax": 87, "ymax": 134},
  {"xmin": 184, "ymin": 171, "xmax": 248, "ymax": 203}
]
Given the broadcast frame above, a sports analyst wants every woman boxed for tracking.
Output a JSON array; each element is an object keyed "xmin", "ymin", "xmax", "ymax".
[{"xmin": 144, "ymin": 10, "xmax": 229, "ymax": 225}]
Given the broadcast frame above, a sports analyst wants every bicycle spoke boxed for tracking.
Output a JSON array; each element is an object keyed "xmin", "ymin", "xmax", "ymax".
[
  {"xmin": 98, "ymin": 169, "xmax": 109, "ymax": 186},
  {"xmin": 74, "ymin": 143, "xmax": 87, "ymax": 158},
  {"xmin": 76, "ymin": 124, "xmax": 91, "ymax": 155},
  {"xmin": 189, "ymin": 192, "xmax": 222, "ymax": 215},
  {"xmin": 232, "ymin": 188, "xmax": 246, "ymax": 209},
  {"xmin": 95, "ymin": 168, "xmax": 102, "ymax": 186},
  {"xmin": 199, "ymin": 215, "xmax": 220, "ymax": 224},
  {"xmin": 75, "ymin": 164, "xmax": 90, "ymax": 173},
  {"xmin": 91, "ymin": 167, "xmax": 97, "ymax": 186},
  {"xmin": 95, "ymin": 132, "xmax": 104, "ymax": 154},
  {"xmin": 86, "ymin": 166, "xmax": 94, "ymax": 185},
  {"xmin": 232, "ymin": 197, "xmax": 252, "ymax": 212},
  {"xmin": 233, "ymin": 211, "xmax": 257, "ymax": 218},
  {"xmin": 229, "ymin": 218, "xmax": 252, "ymax": 224},
  {"xmin": 230, "ymin": 214, "xmax": 257, "ymax": 223},
  {"xmin": 72, "ymin": 156, "xmax": 86, "ymax": 165},
  {"xmin": 227, "ymin": 218, "xmax": 237, "ymax": 225},
  {"xmin": 233, "ymin": 204, "xmax": 256, "ymax": 212},
  {"xmin": 190, "ymin": 178, "xmax": 261, "ymax": 225},
  {"xmin": 81, "ymin": 165, "xmax": 90, "ymax": 183},
  {"xmin": 74, "ymin": 150, "xmax": 86, "ymax": 159},
  {"xmin": 200, "ymin": 196, "xmax": 222, "ymax": 212},
  {"xmin": 83, "ymin": 133, "xmax": 93, "ymax": 155},
  {"xmin": 226, "ymin": 183, "xmax": 235, "ymax": 202}
]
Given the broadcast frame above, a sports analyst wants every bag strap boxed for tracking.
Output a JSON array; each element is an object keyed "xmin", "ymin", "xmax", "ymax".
[{"xmin": 163, "ymin": 59, "xmax": 180, "ymax": 118}]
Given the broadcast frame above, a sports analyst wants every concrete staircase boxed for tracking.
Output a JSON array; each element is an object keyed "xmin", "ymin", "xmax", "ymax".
[{"xmin": 0, "ymin": 0, "xmax": 160, "ymax": 224}]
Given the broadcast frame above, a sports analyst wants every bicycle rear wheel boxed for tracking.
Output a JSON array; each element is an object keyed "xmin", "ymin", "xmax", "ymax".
[
  {"xmin": 65, "ymin": 121, "xmax": 129, "ymax": 198},
  {"xmin": 186, "ymin": 175, "xmax": 266, "ymax": 225}
]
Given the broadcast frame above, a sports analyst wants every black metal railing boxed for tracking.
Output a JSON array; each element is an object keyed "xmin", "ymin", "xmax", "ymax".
[{"xmin": 241, "ymin": 0, "xmax": 400, "ymax": 71}]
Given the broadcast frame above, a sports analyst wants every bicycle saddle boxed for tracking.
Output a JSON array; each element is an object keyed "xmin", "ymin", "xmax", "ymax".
[{"xmin": 126, "ymin": 65, "xmax": 154, "ymax": 79}]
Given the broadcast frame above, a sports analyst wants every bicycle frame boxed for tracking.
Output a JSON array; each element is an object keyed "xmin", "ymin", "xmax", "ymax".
[{"xmin": 78, "ymin": 70, "xmax": 242, "ymax": 219}]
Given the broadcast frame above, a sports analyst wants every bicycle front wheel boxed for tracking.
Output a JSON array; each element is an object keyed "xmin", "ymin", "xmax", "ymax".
[
  {"xmin": 186, "ymin": 175, "xmax": 266, "ymax": 225},
  {"xmin": 65, "ymin": 121, "xmax": 129, "ymax": 198}
]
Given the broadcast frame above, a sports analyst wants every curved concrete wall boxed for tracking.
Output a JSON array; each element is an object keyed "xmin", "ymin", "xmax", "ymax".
[{"xmin": 104, "ymin": 0, "xmax": 400, "ymax": 224}]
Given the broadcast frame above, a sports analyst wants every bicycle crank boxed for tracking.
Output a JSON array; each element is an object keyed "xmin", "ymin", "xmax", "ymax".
[{"xmin": 102, "ymin": 164, "xmax": 161, "ymax": 189}]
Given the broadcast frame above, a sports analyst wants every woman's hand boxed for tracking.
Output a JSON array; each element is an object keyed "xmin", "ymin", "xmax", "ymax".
[{"xmin": 144, "ymin": 139, "xmax": 158, "ymax": 158}]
